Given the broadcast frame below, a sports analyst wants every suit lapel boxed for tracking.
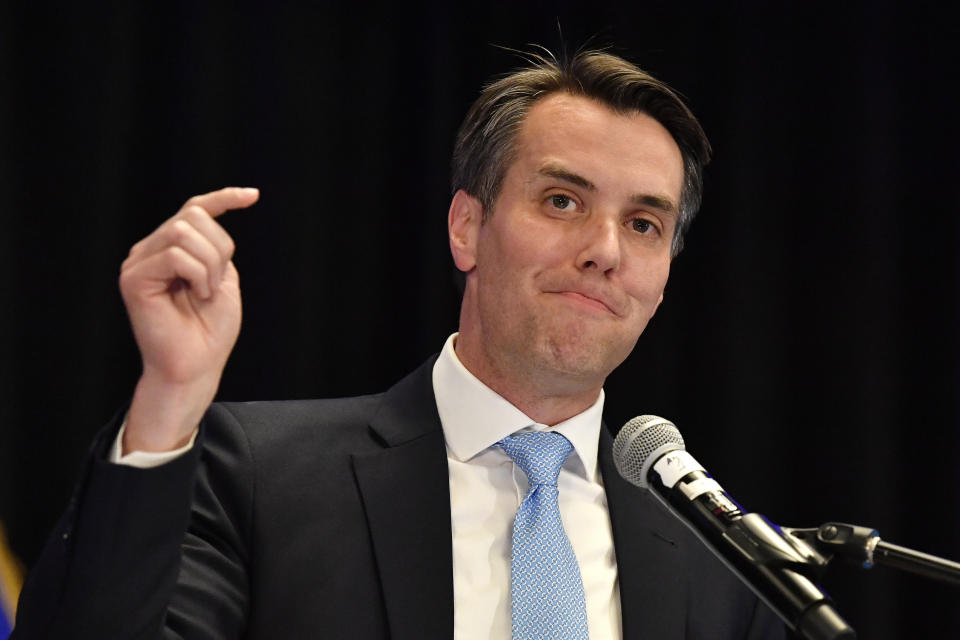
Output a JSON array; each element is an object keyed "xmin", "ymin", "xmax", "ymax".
[
  {"xmin": 600, "ymin": 425, "xmax": 688, "ymax": 640},
  {"xmin": 351, "ymin": 361, "xmax": 693, "ymax": 640},
  {"xmin": 352, "ymin": 357, "xmax": 454, "ymax": 640}
]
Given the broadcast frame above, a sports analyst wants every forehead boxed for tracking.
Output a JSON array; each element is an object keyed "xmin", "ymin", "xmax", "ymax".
[{"xmin": 513, "ymin": 93, "xmax": 685, "ymax": 203}]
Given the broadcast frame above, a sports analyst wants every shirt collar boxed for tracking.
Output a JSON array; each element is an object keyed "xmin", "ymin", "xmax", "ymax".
[{"xmin": 432, "ymin": 333, "xmax": 604, "ymax": 481}]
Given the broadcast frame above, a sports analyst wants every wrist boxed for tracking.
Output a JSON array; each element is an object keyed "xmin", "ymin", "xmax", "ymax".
[{"xmin": 123, "ymin": 370, "xmax": 220, "ymax": 453}]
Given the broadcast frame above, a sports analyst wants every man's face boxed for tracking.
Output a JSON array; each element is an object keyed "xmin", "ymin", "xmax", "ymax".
[{"xmin": 452, "ymin": 92, "xmax": 684, "ymax": 399}]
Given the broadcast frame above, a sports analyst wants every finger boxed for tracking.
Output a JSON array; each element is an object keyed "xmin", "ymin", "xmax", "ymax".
[
  {"xmin": 128, "ymin": 204, "xmax": 234, "ymax": 263},
  {"xmin": 128, "ymin": 187, "xmax": 255, "ymax": 260},
  {"xmin": 178, "ymin": 205, "xmax": 236, "ymax": 264},
  {"xmin": 126, "ymin": 218, "xmax": 225, "ymax": 293},
  {"xmin": 122, "ymin": 246, "xmax": 213, "ymax": 301},
  {"xmin": 182, "ymin": 186, "xmax": 259, "ymax": 219},
  {"xmin": 223, "ymin": 259, "xmax": 239, "ymax": 285}
]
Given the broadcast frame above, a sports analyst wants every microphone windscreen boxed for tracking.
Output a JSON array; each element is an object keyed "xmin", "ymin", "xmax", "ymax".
[{"xmin": 613, "ymin": 415, "xmax": 685, "ymax": 488}]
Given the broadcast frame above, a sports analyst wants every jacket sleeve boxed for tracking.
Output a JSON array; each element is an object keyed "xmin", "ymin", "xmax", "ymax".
[{"xmin": 12, "ymin": 404, "xmax": 255, "ymax": 639}]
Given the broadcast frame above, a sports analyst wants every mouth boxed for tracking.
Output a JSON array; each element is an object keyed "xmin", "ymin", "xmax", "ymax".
[{"xmin": 552, "ymin": 290, "xmax": 619, "ymax": 315}]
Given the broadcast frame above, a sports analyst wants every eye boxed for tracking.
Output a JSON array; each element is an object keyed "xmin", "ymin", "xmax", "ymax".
[
  {"xmin": 549, "ymin": 194, "xmax": 576, "ymax": 211},
  {"xmin": 631, "ymin": 218, "xmax": 655, "ymax": 234}
]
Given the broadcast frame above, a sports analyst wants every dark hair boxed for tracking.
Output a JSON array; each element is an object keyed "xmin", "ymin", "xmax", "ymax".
[{"xmin": 451, "ymin": 48, "xmax": 712, "ymax": 256}]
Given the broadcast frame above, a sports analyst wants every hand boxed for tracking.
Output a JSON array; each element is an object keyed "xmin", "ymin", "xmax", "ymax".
[{"xmin": 119, "ymin": 187, "xmax": 259, "ymax": 453}]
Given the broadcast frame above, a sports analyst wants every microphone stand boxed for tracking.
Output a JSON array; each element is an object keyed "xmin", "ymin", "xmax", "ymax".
[{"xmin": 782, "ymin": 522, "xmax": 960, "ymax": 586}]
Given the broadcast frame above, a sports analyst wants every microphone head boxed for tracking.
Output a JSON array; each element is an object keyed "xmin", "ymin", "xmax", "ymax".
[{"xmin": 613, "ymin": 415, "xmax": 685, "ymax": 488}]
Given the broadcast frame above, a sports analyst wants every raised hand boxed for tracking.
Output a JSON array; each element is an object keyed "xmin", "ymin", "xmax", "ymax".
[{"xmin": 118, "ymin": 187, "xmax": 259, "ymax": 453}]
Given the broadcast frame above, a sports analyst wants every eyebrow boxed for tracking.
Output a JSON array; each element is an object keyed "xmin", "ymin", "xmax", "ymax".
[
  {"xmin": 537, "ymin": 162, "xmax": 678, "ymax": 217},
  {"xmin": 631, "ymin": 193, "xmax": 678, "ymax": 217},
  {"xmin": 538, "ymin": 164, "xmax": 596, "ymax": 192}
]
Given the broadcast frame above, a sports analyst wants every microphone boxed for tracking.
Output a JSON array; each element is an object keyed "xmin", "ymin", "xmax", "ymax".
[{"xmin": 613, "ymin": 415, "xmax": 855, "ymax": 640}]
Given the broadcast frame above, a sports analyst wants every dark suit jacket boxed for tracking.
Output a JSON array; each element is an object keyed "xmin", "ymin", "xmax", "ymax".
[{"xmin": 14, "ymin": 357, "xmax": 785, "ymax": 639}]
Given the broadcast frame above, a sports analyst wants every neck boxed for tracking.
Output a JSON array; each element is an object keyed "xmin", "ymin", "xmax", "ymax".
[{"xmin": 453, "ymin": 333, "xmax": 603, "ymax": 426}]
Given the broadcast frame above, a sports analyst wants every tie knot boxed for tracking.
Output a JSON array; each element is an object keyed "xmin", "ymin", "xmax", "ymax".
[{"xmin": 497, "ymin": 431, "xmax": 573, "ymax": 486}]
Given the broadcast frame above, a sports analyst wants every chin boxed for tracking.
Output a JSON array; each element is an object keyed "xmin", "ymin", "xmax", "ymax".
[{"xmin": 538, "ymin": 329, "xmax": 631, "ymax": 384}]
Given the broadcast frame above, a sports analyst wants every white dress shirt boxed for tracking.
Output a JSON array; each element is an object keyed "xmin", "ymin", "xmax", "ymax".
[
  {"xmin": 112, "ymin": 333, "xmax": 623, "ymax": 638},
  {"xmin": 434, "ymin": 333, "xmax": 622, "ymax": 640}
]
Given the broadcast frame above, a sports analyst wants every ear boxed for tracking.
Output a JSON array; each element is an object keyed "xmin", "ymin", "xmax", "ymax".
[{"xmin": 448, "ymin": 189, "xmax": 483, "ymax": 273}]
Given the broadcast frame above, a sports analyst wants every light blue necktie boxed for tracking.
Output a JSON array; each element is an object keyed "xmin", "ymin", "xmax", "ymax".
[{"xmin": 498, "ymin": 431, "xmax": 589, "ymax": 640}]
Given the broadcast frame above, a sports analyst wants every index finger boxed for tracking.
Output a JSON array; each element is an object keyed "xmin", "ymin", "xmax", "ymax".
[{"xmin": 182, "ymin": 187, "xmax": 260, "ymax": 218}]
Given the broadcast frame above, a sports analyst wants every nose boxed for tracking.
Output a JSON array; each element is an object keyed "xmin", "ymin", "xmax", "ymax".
[{"xmin": 576, "ymin": 214, "xmax": 621, "ymax": 273}]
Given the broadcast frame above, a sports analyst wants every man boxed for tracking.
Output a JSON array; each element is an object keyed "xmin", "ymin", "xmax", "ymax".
[{"xmin": 13, "ymin": 50, "xmax": 785, "ymax": 638}]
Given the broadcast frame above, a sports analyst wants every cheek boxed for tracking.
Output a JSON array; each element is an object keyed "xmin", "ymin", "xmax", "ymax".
[
  {"xmin": 474, "ymin": 238, "xmax": 530, "ymax": 311},
  {"xmin": 626, "ymin": 263, "xmax": 670, "ymax": 311},
  {"xmin": 477, "ymin": 224, "xmax": 544, "ymax": 284}
]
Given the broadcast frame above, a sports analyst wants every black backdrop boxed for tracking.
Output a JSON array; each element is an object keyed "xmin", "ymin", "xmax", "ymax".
[{"xmin": 2, "ymin": 2, "xmax": 957, "ymax": 638}]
